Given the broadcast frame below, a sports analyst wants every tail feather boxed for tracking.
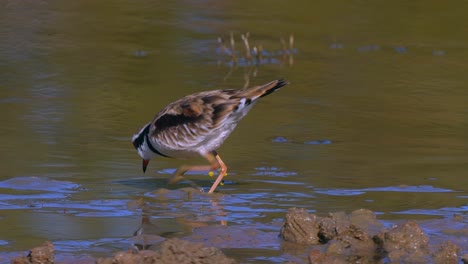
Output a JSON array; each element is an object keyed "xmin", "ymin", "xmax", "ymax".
[
  {"xmin": 258, "ymin": 79, "xmax": 289, "ymax": 98},
  {"xmin": 240, "ymin": 79, "xmax": 289, "ymax": 100}
]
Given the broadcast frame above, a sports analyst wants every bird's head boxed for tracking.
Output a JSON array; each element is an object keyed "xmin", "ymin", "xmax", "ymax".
[{"xmin": 132, "ymin": 123, "xmax": 152, "ymax": 173}]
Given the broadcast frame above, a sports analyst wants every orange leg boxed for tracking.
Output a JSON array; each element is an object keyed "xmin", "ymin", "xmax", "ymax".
[
  {"xmin": 208, "ymin": 152, "xmax": 227, "ymax": 193},
  {"xmin": 168, "ymin": 151, "xmax": 227, "ymax": 193}
]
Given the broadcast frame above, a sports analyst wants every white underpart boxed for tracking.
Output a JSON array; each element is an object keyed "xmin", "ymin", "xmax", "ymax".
[{"xmin": 139, "ymin": 138, "xmax": 158, "ymax": 160}]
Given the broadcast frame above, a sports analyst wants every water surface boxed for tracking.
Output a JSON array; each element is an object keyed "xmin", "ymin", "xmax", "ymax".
[{"xmin": 1, "ymin": 0, "xmax": 467, "ymax": 262}]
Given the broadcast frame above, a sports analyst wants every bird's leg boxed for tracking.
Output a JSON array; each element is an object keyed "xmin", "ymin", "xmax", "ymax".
[
  {"xmin": 208, "ymin": 151, "xmax": 227, "ymax": 193},
  {"xmin": 169, "ymin": 165, "xmax": 216, "ymax": 184},
  {"xmin": 168, "ymin": 165, "xmax": 213, "ymax": 191},
  {"xmin": 168, "ymin": 151, "xmax": 222, "ymax": 192}
]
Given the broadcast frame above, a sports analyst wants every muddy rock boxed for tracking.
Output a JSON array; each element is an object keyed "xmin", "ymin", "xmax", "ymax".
[
  {"xmin": 309, "ymin": 248, "xmax": 383, "ymax": 264},
  {"xmin": 282, "ymin": 209, "xmax": 386, "ymax": 263},
  {"xmin": 96, "ymin": 250, "xmax": 159, "ymax": 264},
  {"xmin": 280, "ymin": 207, "xmax": 321, "ymax": 244},
  {"xmin": 96, "ymin": 238, "xmax": 236, "ymax": 264},
  {"xmin": 308, "ymin": 249, "xmax": 347, "ymax": 264},
  {"xmin": 381, "ymin": 220, "xmax": 429, "ymax": 251},
  {"xmin": 308, "ymin": 225, "xmax": 379, "ymax": 264},
  {"xmin": 317, "ymin": 212, "xmax": 348, "ymax": 243},
  {"xmin": 327, "ymin": 211, "xmax": 351, "ymax": 234},
  {"xmin": 156, "ymin": 237, "xmax": 236, "ymax": 264},
  {"xmin": 281, "ymin": 209, "xmax": 468, "ymax": 263},
  {"xmin": 281, "ymin": 208, "xmax": 385, "ymax": 246},
  {"xmin": 377, "ymin": 220, "xmax": 430, "ymax": 263},
  {"xmin": 348, "ymin": 209, "xmax": 383, "ymax": 236},
  {"xmin": 12, "ymin": 241, "xmax": 54, "ymax": 264},
  {"xmin": 433, "ymin": 241, "xmax": 460, "ymax": 264},
  {"xmin": 325, "ymin": 225, "xmax": 378, "ymax": 263}
]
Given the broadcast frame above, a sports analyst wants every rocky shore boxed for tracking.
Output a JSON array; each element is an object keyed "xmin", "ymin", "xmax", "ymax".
[{"xmin": 10, "ymin": 208, "xmax": 468, "ymax": 264}]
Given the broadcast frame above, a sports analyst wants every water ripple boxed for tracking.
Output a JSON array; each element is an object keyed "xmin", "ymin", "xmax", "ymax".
[
  {"xmin": 315, "ymin": 185, "xmax": 455, "ymax": 196},
  {"xmin": 0, "ymin": 176, "xmax": 80, "ymax": 193},
  {"xmin": 392, "ymin": 205, "xmax": 468, "ymax": 217}
]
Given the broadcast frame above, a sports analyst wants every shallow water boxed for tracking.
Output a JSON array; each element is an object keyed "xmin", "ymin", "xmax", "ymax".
[{"xmin": 1, "ymin": 0, "xmax": 468, "ymax": 262}]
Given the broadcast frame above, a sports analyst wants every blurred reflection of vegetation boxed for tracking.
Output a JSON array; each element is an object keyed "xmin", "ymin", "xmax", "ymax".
[{"xmin": 216, "ymin": 32, "xmax": 296, "ymax": 88}]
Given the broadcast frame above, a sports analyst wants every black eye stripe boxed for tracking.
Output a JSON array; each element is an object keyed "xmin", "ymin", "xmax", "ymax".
[{"xmin": 132, "ymin": 125, "xmax": 149, "ymax": 150}]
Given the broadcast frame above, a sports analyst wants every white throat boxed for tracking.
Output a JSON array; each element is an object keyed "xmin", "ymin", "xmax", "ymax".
[{"xmin": 132, "ymin": 123, "xmax": 169, "ymax": 159}]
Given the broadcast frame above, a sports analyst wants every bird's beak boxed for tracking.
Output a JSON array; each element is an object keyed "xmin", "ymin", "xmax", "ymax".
[{"xmin": 142, "ymin": 159, "xmax": 150, "ymax": 173}]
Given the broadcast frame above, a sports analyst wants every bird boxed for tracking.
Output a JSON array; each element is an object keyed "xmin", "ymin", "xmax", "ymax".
[{"xmin": 132, "ymin": 79, "xmax": 289, "ymax": 193}]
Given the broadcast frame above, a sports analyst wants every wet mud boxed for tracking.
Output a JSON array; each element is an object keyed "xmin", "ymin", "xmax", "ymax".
[
  {"xmin": 281, "ymin": 208, "xmax": 465, "ymax": 263},
  {"xmin": 9, "ymin": 195, "xmax": 468, "ymax": 264},
  {"xmin": 11, "ymin": 238, "xmax": 236, "ymax": 264}
]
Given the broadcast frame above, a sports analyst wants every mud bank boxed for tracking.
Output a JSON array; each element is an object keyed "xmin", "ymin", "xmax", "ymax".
[
  {"xmin": 281, "ymin": 208, "xmax": 466, "ymax": 263},
  {"xmin": 12, "ymin": 238, "xmax": 236, "ymax": 264},
  {"xmin": 10, "ymin": 207, "xmax": 468, "ymax": 264}
]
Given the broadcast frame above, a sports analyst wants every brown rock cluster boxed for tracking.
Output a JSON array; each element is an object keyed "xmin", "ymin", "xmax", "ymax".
[{"xmin": 280, "ymin": 207, "xmax": 462, "ymax": 264}]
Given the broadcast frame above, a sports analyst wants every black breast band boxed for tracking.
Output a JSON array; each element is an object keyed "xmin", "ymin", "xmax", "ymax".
[{"xmin": 145, "ymin": 133, "xmax": 171, "ymax": 158}]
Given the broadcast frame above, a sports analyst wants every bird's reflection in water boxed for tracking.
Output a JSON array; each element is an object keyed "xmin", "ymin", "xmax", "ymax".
[{"xmin": 129, "ymin": 188, "xmax": 228, "ymax": 251}]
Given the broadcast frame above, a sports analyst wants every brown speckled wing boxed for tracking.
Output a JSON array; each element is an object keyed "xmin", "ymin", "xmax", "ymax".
[
  {"xmin": 148, "ymin": 90, "xmax": 241, "ymax": 148},
  {"xmin": 146, "ymin": 79, "xmax": 288, "ymax": 150}
]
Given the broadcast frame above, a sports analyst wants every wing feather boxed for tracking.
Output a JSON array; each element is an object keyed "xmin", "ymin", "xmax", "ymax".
[{"xmin": 149, "ymin": 90, "xmax": 240, "ymax": 149}]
